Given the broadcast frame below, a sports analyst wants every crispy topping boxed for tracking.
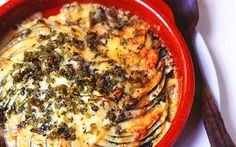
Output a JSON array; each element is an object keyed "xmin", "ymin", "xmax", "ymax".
[
  {"xmin": 0, "ymin": 2, "xmax": 178, "ymax": 146},
  {"xmin": 90, "ymin": 7, "xmax": 107, "ymax": 27}
]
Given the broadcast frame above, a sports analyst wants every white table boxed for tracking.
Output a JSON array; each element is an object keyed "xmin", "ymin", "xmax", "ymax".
[
  {"xmin": 1, "ymin": 0, "xmax": 236, "ymax": 146},
  {"xmin": 197, "ymin": 1, "xmax": 236, "ymax": 143},
  {"xmin": 175, "ymin": 0, "xmax": 236, "ymax": 146}
]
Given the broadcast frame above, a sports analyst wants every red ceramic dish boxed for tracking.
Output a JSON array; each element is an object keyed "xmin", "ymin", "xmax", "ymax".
[{"xmin": 0, "ymin": 0, "xmax": 194, "ymax": 146}]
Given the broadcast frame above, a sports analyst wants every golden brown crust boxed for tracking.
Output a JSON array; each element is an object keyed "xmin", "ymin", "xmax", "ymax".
[{"xmin": 0, "ymin": 2, "xmax": 179, "ymax": 147}]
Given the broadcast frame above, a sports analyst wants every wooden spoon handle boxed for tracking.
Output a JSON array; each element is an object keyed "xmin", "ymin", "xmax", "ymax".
[
  {"xmin": 163, "ymin": 0, "xmax": 235, "ymax": 146},
  {"xmin": 0, "ymin": 136, "xmax": 6, "ymax": 147},
  {"xmin": 200, "ymin": 87, "xmax": 235, "ymax": 147}
]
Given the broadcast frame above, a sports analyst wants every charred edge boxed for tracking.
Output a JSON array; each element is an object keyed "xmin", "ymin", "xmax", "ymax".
[
  {"xmin": 115, "ymin": 72, "xmax": 165, "ymax": 123},
  {"xmin": 104, "ymin": 123, "xmax": 164, "ymax": 145}
]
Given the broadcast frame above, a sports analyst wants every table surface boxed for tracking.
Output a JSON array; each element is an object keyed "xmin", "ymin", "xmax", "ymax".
[
  {"xmin": 175, "ymin": 0, "xmax": 236, "ymax": 146},
  {"xmin": 198, "ymin": 0, "xmax": 236, "ymax": 144},
  {"xmin": 1, "ymin": 0, "xmax": 236, "ymax": 146}
]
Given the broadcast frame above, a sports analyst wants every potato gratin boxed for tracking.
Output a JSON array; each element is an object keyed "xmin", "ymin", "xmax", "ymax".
[{"xmin": 0, "ymin": 2, "xmax": 179, "ymax": 147}]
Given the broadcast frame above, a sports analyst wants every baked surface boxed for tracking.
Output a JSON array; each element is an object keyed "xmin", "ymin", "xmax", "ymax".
[{"xmin": 0, "ymin": 2, "xmax": 179, "ymax": 146}]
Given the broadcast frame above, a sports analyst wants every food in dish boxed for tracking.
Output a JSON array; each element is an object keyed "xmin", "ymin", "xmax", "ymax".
[{"xmin": 0, "ymin": 2, "xmax": 179, "ymax": 146}]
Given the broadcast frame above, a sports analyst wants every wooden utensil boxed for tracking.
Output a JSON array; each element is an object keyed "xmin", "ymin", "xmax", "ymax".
[{"xmin": 165, "ymin": 0, "xmax": 235, "ymax": 146}]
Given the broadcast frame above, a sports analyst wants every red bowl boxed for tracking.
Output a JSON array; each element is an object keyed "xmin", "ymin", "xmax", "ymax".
[{"xmin": 0, "ymin": 0, "xmax": 195, "ymax": 146}]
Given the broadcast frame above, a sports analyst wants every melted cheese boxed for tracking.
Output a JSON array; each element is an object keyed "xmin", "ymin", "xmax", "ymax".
[{"xmin": 0, "ymin": 2, "xmax": 179, "ymax": 147}]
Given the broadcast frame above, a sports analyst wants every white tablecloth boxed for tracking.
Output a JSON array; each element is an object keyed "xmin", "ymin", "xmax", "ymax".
[
  {"xmin": 175, "ymin": 0, "xmax": 236, "ymax": 146},
  {"xmin": 197, "ymin": 1, "xmax": 236, "ymax": 143}
]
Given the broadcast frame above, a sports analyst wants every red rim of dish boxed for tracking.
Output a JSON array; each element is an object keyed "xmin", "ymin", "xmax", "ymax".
[
  {"xmin": 0, "ymin": 0, "xmax": 195, "ymax": 146},
  {"xmin": 141, "ymin": 1, "xmax": 195, "ymax": 146}
]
